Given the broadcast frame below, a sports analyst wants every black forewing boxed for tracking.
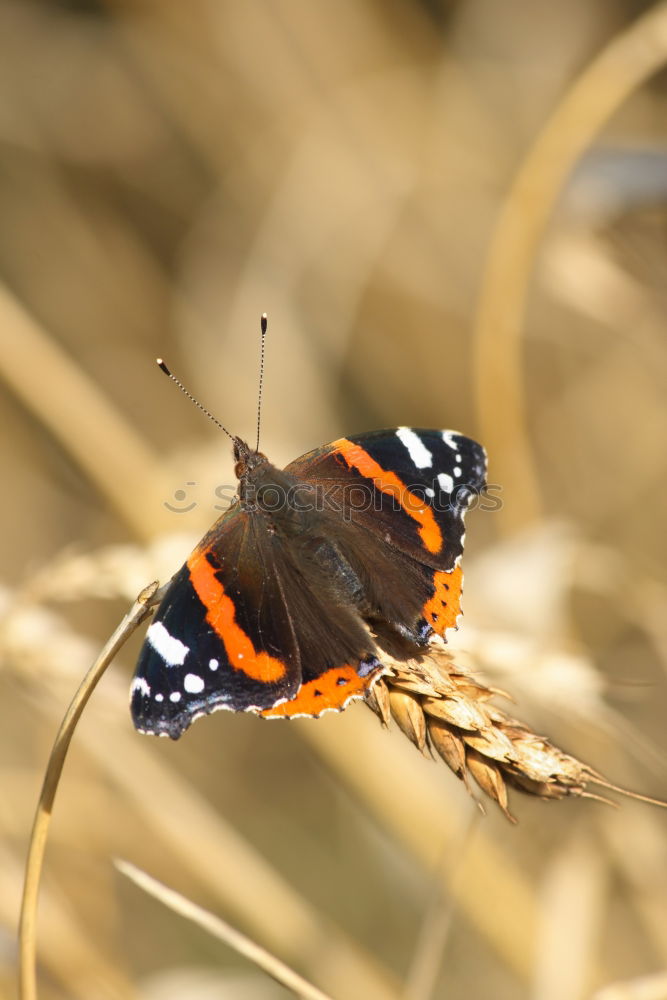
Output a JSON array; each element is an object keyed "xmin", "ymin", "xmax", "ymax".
[
  {"xmin": 131, "ymin": 498, "xmax": 378, "ymax": 738},
  {"xmin": 284, "ymin": 427, "xmax": 486, "ymax": 642},
  {"xmin": 131, "ymin": 506, "xmax": 299, "ymax": 738}
]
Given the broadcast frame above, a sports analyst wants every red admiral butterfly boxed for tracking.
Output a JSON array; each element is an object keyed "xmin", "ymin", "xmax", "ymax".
[{"xmin": 131, "ymin": 333, "xmax": 486, "ymax": 739}]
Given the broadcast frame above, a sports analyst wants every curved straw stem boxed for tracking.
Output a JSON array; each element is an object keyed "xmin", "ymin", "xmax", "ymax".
[
  {"xmin": 472, "ymin": 0, "xmax": 667, "ymax": 533},
  {"xmin": 116, "ymin": 861, "xmax": 334, "ymax": 1000},
  {"xmin": 17, "ymin": 583, "xmax": 160, "ymax": 1000}
]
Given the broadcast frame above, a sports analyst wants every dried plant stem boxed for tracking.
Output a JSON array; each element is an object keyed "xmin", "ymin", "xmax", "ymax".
[
  {"xmin": 116, "ymin": 860, "xmax": 335, "ymax": 1000},
  {"xmin": 472, "ymin": 1, "xmax": 667, "ymax": 533},
  {"xmin": 402, "ymin": 811, "xmax": 482, "ymax": 1000},
  {"xmin": 18, "ymin": 582, "xmax": 160, "ymax": 1000},
  {"xmin": 0, "ymin": 282, "xmax": 172, "ymax": 540}
]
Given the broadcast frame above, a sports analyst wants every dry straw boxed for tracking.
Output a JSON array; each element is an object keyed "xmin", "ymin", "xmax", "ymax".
[
  {"xmin": 472, "ymin": 0, "xmax": 667, "ymax": 533},
  {"xmin": 17, "ymin": 582, "xmax": 161, "ymax": 1000},
  {"xmin": 115, "ymin": 860, "xmax": 334, "ymax": 1000}
]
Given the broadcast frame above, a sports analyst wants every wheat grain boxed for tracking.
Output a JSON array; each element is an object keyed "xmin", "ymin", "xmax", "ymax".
[{"xmin": 367, "ymin": 651, "xmax": 610, "ymax": 821}]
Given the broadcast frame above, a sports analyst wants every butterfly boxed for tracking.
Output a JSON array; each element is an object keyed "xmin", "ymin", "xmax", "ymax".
[{"xmin": 131, "ymin": 422, "xmax": 486, "ymax": 739}]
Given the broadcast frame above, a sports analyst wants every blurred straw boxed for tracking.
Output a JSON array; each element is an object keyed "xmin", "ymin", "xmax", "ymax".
[
  {"xmin": 301, "ymin": 710, "xmax": 538, "ymax": 983},
  {"xmin": 2, "ymin": 845, "xmax": 138, "ymax": 1000},
  {"xmin": 116, "ymin": 860, "xmax": 335, "ymax": 1000},
  {"xmin": 0, "ymin": 282, "xmax": 172, "ymax": 540},
  {"xmin": 401, "ymin": 812, "xmax": 482, "ymax": 1000},
  {"xmin": 592, "ymin": 971, "xmax": 667, "ymax": 1000},
  {"xmin": 531, "ymin": 830, "xmax": 608, "ymax": 1000},
  {"xmin": 600, "ymin": 809, "xmax": 667, "ymax": 962},
  {"xmin": 86, "ymin": 719, "xmax": 400, "ymax": 1000},
  {"xmin": 472, "ymin": 0, "xmax": 667, "ymax": 533}
]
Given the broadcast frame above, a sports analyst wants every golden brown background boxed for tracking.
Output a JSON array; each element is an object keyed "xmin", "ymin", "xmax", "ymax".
[{"xmin": 2, "ymin": 1, "xmax": 667, "ymax": 998}]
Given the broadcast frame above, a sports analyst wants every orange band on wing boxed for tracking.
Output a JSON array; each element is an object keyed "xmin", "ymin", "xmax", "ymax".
[
  {"xmin": 334, "ymin": 439, "xmax": 442, "ymax": 554},
  {"xmin": 261, "ymin": 664, "xmax": 377, "ymax": 718},
  {"xmin": 422, "ymin": 565, "xmax": 463, "ymax": 636},
  {"xmin": 187, "ymin": 550, "xmax": 287, "ymax": 682}
]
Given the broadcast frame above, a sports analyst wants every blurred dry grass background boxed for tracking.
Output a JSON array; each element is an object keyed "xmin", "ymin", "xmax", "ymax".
[{"xmin": 2, "ymin": 1, "xmax": 667, "ymax": 998}]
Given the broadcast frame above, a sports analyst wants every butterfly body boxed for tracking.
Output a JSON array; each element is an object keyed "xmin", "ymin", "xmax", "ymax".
[{"xmin": 131, "ymin": 428, "xmax": 486, "ymax": 738}]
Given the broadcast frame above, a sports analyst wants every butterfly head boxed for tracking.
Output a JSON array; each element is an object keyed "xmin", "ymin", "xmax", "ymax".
[{"xmin": 233, "ymin": 437, "xmax": 268, "ymax": 481}]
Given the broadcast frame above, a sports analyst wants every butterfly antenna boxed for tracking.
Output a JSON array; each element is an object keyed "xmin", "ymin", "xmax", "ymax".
[
  {"xmin": 156, "ymin": 359, "xmax": 234, "ymax": 441},
  {"xmin": 255, "ymin": 312, "xmax": 268, "ymax": 452}
]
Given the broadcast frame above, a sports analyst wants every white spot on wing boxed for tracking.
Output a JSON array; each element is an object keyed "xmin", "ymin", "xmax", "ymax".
[
  {"xmin": 147, "ymin": 622, "xmax": 189, "ymax": 666},
  {"xmin": 155, "ymin": 693, "xmax": 164, "ymax": 703},
  {"xmin": 425, "ymin": 486, "xmax": 435, "ymax": 498},
  {"xmin": 131, "ymin": 677, "xmax": 150, "ymax": 697},
  {"xmin": 184, "ymin": 673, "xmax": 205, "ymax": 694},
  {"xmin": 396, "ymin": 427, "xmax": 433, "ymax": 469},
  {"xmin": 209, "ymin": 658, "xmax": 219, "ymax": 670},
  {"xmin": 169, "ymin": 691, "xmax": 182, "ymax": 703},
  {"xmin": 442, "ymin": 431, "xmax": 460, "ymax": 452},
  {"xmin": 438, "ymin": 472, "xmax": 455, "ymax": 493}
]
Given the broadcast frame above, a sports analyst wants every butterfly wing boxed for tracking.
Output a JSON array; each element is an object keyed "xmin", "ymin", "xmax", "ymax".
[
  {"xmin": 131, "ymin": 506, "xmax": 297, "ymax": 737},
  {"xmin": 131, "ymin": 501, "xmax": 382, "ymax": 738},
  {"xmin": 284, "ymin": 427, "xmax": 486, "ymax": 647}
]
